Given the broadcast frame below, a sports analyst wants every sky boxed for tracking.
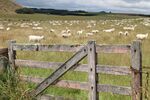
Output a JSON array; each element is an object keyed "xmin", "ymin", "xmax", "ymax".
[{"xmin": 15, "ymin": 0, "xmax": 150, "ymax": 14}]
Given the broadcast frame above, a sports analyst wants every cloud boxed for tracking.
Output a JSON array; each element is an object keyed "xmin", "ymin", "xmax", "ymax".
[{"xmin": 15, "ymin": 0, "xmax": 150, "ymax": 14}]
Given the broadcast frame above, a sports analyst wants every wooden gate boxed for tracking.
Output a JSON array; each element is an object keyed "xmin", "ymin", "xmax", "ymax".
[{"xmin": 8, "ymin": 40, "xmax": 142, "ymax": 100}]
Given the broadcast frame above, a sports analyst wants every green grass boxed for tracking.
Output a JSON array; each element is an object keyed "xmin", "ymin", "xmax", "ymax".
[
  {"xmin": 0, "ymin": 13, "xmax": 150, "ymax": 99},
  {"xmin": 0, "ymin": 13, "xmax": 139, "ymax": 21},
  {"xmin": 20, "ymin": 67, "xmax": 131, "ymax": 100}
]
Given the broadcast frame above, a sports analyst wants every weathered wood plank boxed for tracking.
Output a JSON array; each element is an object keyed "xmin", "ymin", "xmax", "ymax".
[
  {"xmin": 15, "ymin": 60, "xmax": 63, "ymax": 69},
  {"xmin": 88, "ymin": 41, "xmax": 98, "ymax": 100},
  {"xmin": 131, "ymin": 41, "xmax": 142, "ymax": 100},
  {"xmin": 30, "ymin": 46, "xmax": 88, "ymax": 97},
  {"xmin": 97, "ymin": 65, "xmax": 131, "ymax": 75},
  {"xmin": 12, "ymin": 43, "xmax": 130, "ymax": 53},
  {"xmin": 0, "ymin": 48, "xmax": 8, "ymax": 54},
  {"xmin": 15, "ymin": 59, "xmax": 131, "ymax": 75},
  {"xmin": 37, "ymin": 94, "xmax": 74, "ymax": 100},
  {"xmin": 96, "ymin": 44, "xmax": 131, "ymax": 53},
  {"xmin": 0, "ymin": 48, "xmax": 8, "ymax": 58},
  {"xmin": 13, "ymin": 44, "xmax": 83, "ymax": 52},
  {"xmin": 21, "ymin": 75, "xmax": 88, "ymax": 90},
  {"xmin": 97, "ymin": 84, "xmax": 131, "ymax": 96},
  {"xmin": 8, "ymin": 40, "xmax": 16, "ymax": 69},
  {"xmin": 21, "ymin": 75, "xmax": 132, "ymax": 96}
]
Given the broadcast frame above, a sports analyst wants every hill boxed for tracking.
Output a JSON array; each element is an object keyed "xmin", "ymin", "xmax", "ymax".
[{"xmin": 0, "ymin": 0, "xmax": 21, "ymax": 14}]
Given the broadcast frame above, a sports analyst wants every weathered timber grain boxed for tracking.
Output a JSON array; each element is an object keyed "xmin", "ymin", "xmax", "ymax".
[
  {"xmin": 13, "ymin": 43, "xmax": 130, "ymax": 53},
  {"xmin": 37, "ymin": 94, "xmax": 74, "ymax": 100},
  {"xmin": 8, "ymin": 40, "xmax": 16, "ymax": 69},
  {"xmin": 15, "ymin": 59, "xmax": 131, "ymax": 75},
  {"xmin": 30, "ymin": 46, "xmax": 88, "ymax": 97},
  {"xmin": 0, "ymin": 48, "xmax": 8, "ymax": 57},
  {"xmin": 88, "ymin": 41, "xmax": 98, "ymax": 100},
  {"xmin": 13, "ymin": 44, "xmax": 83, "ymax": 52},
  {"xmin": 131, "ymin": 41, "xmax": 142, "ymax": 100},
  {"xmin": 97, "ymin": 84, "xmax": 131, "ymax": 96}
]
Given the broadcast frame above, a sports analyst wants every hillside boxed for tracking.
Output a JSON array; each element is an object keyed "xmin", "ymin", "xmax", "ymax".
[{"xmin": 0, "ymin": 0, "xmax": 21, "ymax": 14}]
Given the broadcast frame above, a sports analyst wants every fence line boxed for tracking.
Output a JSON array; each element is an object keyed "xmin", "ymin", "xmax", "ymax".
[
  {"xmin": 15, "ymin": 59, "xmax": 131, "ymax": 75},
  {"xmin": 3, "ymin": 40, "xmax": 143, "ymax": 100}
]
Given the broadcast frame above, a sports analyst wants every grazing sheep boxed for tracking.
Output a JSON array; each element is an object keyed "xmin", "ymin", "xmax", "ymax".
[
  {"xmin": 136, "ymin": 33, "xmax": 148, "ymax": 40},
  {"xmin": 32, "ymin": 27, "xmax": 43, "ymax": 30},
  {"xmin": 103, "ymin": 28, "xmax": 115, "ymax": 32},
  {"xmin": 119, "ymin": 31, "xmax": 123, "ymax": 35},
  {"xmin": 6, "ymin": 27, "xmax": 10, "ymax": 31},
  {"xmin": 77, "ymin": 30, "xmax": 84, "ymax": 35},
  {"xmin": 87, "ymin": 24, "xmax": 92, "ymax": 28},
  {"xmin": 65, "ymin": 27, "xmax": 71, "ymax": 33},
  {"xmin": 0, "ymin": 26, "xmax": 4, "ymax": 30},
  {"xmin": 123, "ymin": 26, "xmax": 135, "ymax": 31},
  {"xmin": 86, "ymin": 32, "xmax": 94, "ymax": 36},
  {"xmin": 61, "ymin": 33, "xmax": 71, "ymax": 38},
  {"xmin": 20, "ymin": 23, "xmax": 29, "ymax": 28},
  {"xmin": 66, "ymin": 29, "xmax": 71, "ymax": 33},
  {"xmin": 29, "ymin": 35, "xmax": 44, "ymax": 42},
  {"xmin": 92, "ymin": 30, "xmax": 99, "ymax": 34},
  {"xmin": 119, "ymin": 31, "xmax": 129, "ymax": 36},
  {"xmin": 124, "ymin": 31, "xmax": 129, "ymax": 36},
  {"xmin": 50, "ymin": 29, "xmax": 55, "ymax": 32}
]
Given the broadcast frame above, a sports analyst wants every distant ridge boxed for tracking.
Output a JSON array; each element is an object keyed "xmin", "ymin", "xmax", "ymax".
[{"xmin": 0, "ymin": 0, "xmax": 21, "ymax": 14}]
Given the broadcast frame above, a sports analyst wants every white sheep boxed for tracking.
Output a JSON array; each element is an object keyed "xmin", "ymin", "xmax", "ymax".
[
  {"xmin": 87, "ymin": 24, "xmax": 92, "ymax": 28},
  {"xmin": 77, "ymin": 30, "xmax": 84, "ymax": 35},
  {"xmin": 32, "ymin": 27, "xmax": 43, "ymax": 30},
  {"xmin": 123, "ymin": 26, "xmax": 135, "ymax": 31},
  {"xmin": 119, "ymin": 31, "xmax": 123, "ymax": 35},
  {"xmin": 50, "ymin": 29, "xmax": 55, "ymax": 32},
  {"xmin": 61, "ymin": 33, "xmax": 71, "ymax": 38},
  {"xmin": 136, "ymin": 33, "xmax": 148, "ymax": 40},
  {"xmin": 119, "ymin": 31, "xmax": 129, "ymax": 36},
  {"xmin": 86, "ymin": 32, "xmax": 94, "ymax": 36},
  {"xmin": 29, "ymin": 35, "xmax": 44, "ymax": 42},
  {"xmin": 6, "ymin": 27, "xmax": 10, "ymax": 31},
  {"xmin": 66, "ymin": 29, "xmax": 71, "ymax": 33},
  {"xmin": 124, "ymin": 31, "xmax": 129, "ymax": 36},
  {"xmin": 65, "ymin": 27, "xmax": 71, "ymax": 33},
  {"xmin": 103, "ymin": 28, "xmax": 115, "ymax": 32},
  {"xmin": 0, "ymin": 26, "xmax": 4, "ymax": 30},
  {"xmin": 92, "ymin": 30, "xmax": 99, "ymax": 34}
]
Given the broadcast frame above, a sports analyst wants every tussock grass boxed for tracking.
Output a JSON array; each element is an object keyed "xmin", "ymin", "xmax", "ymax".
[{"xmin": 0, "ymin": 56, "xmax": 31, "ymax": 100}]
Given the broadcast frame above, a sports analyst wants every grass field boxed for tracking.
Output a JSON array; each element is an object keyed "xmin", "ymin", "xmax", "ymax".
[{"xmin": 0, "ymin": 13, "xmax": 150, "ymax": 100}]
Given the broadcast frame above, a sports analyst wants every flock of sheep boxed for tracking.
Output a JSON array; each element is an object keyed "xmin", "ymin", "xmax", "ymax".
[{"xmin": 0, "ymin": 17, "xmax": 149, "ymax": 43}]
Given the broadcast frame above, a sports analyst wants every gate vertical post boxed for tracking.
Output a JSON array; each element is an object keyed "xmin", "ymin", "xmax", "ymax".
[
  {"xmin": 131, "ymin": 40, "xmax": 142, "ymax": 100},
  {"xmin": 8, "ymin": 40, "xmax": 16, "ymax": 69},
  {"xmin": 88, "ymin": 41, "xmax": 98, "ymax": 100}
]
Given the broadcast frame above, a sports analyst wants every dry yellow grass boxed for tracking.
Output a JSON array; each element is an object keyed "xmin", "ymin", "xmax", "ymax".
[{"xmin": 0, "ymin": 14, "xmax": 150, "ymax": 99}]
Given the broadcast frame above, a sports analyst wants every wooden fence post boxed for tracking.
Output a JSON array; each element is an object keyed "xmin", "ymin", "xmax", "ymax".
[
  {"xmin": 88, "ymin": 41, "xmax": 98, "ymax": 100},
  {"xmin": 8, "ymin": 40, "xmax": 16, "ymax": 69},
  {"xmin": 131, "ymin": 40, "xmax": 142, "ymax": 100}
]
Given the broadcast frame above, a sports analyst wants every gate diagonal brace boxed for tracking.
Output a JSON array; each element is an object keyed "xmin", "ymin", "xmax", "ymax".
[{"xmin": 30, "ymin": 46, "xmax": 88, "ymax": 97}]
